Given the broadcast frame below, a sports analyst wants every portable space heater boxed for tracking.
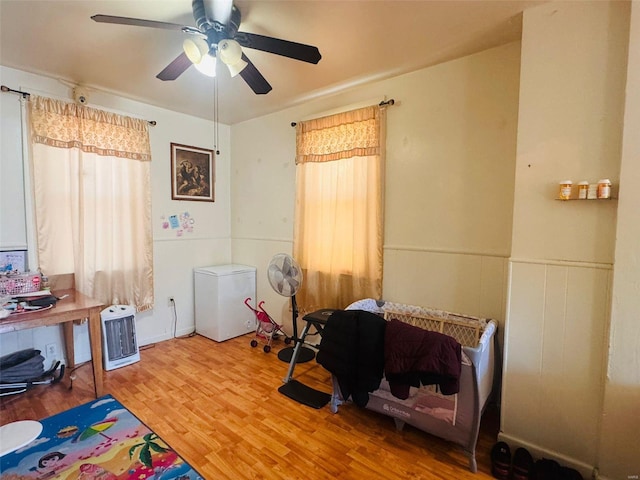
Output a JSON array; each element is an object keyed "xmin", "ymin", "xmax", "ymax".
[{"xmin": 101, "ymin": 305, "xmax": 140, "ymax": 371}]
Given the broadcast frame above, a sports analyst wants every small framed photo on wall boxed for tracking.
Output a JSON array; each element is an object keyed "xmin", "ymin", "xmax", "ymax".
[{"xmin": 171, "ymin": 143, "xmax": 215, "ymax": 202}]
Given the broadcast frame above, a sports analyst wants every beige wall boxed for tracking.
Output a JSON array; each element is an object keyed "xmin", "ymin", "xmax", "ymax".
[
  {"xmin": 510, "ymin": 1, "xmax": 625, "ymax": 263},
  {"xmin": 231, "ymin": 42, "xmax": 521, "ymax": 333},
  {"xmin": 598, "ymin": 2, "xmax": 640, "ymax": 478},
  {"xmin": 501, "ymin": 1, "xmax": 635, "ymax": 478},
  {"xmin": 382, "ymin": 45, "xmax": 519, "ymax": 322}
]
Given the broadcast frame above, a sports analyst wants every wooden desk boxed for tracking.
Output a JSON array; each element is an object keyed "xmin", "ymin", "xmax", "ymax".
[{"xmin": 0, "ymin": 289, "xmax": 105, "ymax": 397}]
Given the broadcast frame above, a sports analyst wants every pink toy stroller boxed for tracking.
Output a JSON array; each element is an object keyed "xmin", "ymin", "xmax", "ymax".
[{"xmin": 244, "ymin": 298, "xmax": 290, "ymax": 353}]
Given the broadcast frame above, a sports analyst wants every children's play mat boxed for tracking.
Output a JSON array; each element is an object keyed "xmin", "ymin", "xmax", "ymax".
[{"xmin": 0, "ymin": 395, "xmax": 202, "ymax": 480}]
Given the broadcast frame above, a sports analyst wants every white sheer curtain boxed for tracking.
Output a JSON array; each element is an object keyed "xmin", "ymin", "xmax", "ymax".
[
  {"xmin": 29, "ymin": 96, "xmax": 154, "ymax": 310},
  {"xmin": 294, "ymin": 105, "xmax": 386, "ymax": 312}
]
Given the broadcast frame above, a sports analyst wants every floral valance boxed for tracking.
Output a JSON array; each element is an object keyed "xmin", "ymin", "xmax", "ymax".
[
  {"xmin": 295, "ymin": 105, "xmax": 381, "ymax": 164},
  {"xmin": 29, "ymin": 95, "xmax": 151, "ymax": 161}
]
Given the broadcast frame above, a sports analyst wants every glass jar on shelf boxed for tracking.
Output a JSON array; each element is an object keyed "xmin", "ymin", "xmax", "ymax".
[
  {"xmin": 558, "ymin": 180, "xmax": 573, "ymax": 200},
  {"xmin": 578, "ymin": 181, "xmax": 589, "ymax": 200},
  {"xmin": 597, "ymin": 179, "xmax": 611, "ymax": 199}
]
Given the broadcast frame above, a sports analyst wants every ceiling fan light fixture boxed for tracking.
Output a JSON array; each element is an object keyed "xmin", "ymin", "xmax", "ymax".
[
  {"xmin": 194, "ymin": 53, "xmax": 217, "ymax": 77},
  {"xmin": 217, "ymin": 39, "xmax": 243, "ymax": 65},
  {"xmin": 91, "ymin": 1, "xmax": 319, "ymax": 92},
  {"xmin": 226, "ymin": 58, "xmax": 248, "ymax": 77},
  {"xmin": 183, "ymin": 37, "xmax": 209, "ymax": 64}
]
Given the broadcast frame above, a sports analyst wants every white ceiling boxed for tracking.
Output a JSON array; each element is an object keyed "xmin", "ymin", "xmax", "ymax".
[{"xmin": 0, "ymin": 0, "xmax": 544, "ymax": 125}]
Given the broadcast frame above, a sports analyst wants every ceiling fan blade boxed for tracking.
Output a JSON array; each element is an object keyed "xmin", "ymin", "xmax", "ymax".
[
  {"xmin": 156, "ymin": 52, "xmax": 192, "ymax": 81},
  {"xmin": 236, "ymin": 32, "xmax": 321, "ymax": 64},
  {"xmin": 91, "ymin": 14, "xmax": 187, "ymax": 31},
  {"xmin": 239, "ymin": 54, "xmax": 272, "ymax": 95}
]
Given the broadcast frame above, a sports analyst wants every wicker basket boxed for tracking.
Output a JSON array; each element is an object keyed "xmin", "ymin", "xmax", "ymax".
[
  {"xmin": 0, "ymin": 273, "xmax": 41, "ymax": 295},
  {"xmin": 383, "ymin": 309, "xmax": 482, "ymax": 347}
]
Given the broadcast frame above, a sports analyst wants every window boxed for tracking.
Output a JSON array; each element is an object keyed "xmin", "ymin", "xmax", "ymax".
[
  {"xmin": 293, "ymin": 105, "xmax": 386, "ymax": 312},
  {"xmin": 29, "ymin": 96, "xmax": 154, "ymax": 310}
]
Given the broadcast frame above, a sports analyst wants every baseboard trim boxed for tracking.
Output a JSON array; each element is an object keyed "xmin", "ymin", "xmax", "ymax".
[{"xmin": 139, "ymin": 332, "xmax": 173, "ymax": 346}]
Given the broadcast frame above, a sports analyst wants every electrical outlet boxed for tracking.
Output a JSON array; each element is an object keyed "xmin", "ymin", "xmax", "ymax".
[
  {"xmin": 168, "ymin": 296, "xmax": 174, "ymax": 306},
  {"xmin": 46, "ymin": 343, "xmax": 57, "ymax": 358}
]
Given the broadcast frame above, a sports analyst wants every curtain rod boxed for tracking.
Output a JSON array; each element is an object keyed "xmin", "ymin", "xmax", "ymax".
[
  {"xmin": 1, "ymin": 85, "xmax": 31, "ymax": 98},
  {"xmin": 290, "ymin": 98, "xmax": 395, "ymax": 127},
  {"xmin": 1, "ymin": 85, "xmax": 157, "ymax": 126}
]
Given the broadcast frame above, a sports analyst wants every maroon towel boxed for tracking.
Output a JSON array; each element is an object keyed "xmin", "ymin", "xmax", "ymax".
[{"xmin": 384, "ymin": 318, "xmax": 462, "ymax": 398}]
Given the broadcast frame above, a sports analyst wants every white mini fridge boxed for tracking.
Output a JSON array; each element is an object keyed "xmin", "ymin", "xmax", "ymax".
[{"xmin": 194, "ymin": 264, "xmax": 256, "ymax": 342}]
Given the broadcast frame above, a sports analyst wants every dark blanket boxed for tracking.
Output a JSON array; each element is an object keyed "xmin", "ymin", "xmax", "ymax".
[
  {"xmin": 384, "ymin": 318, "xmax": 462, "ymax": 398},
  {"xmin": 316, "ymin": 309, "xmax": 387, "ymax": 407}
]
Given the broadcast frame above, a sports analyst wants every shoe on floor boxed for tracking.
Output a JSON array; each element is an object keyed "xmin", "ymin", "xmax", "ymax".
[
  {"xmin": 559, "ymin": 466, "xmax": 583, "ymax": 480},
  {"xmin": 531, "ymin": 458, "xmax": 562, "ymax": 480},
  {"xmin": 490, "ymin": 441, "xmax": 511, "ymax": 480},
  {"xmin": 512, "ymin": 447, "xmax": 534, "ymax": 480}
]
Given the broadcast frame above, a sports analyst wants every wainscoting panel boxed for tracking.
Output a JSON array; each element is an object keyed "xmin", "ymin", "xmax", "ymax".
[
  {"xmin": 501, "ymin": 259, "xmax": 611, "ymax": 470},
  {"xmin": 382, "ymin": 247, "xmax": 508, "ymax": 323},
  {"xmin": 232, "ymin": 242, "xmax": 509, "ymax": 332}
]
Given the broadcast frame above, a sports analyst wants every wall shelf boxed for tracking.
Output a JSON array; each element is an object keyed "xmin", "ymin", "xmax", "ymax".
[{"xmin": 555, "ymin": 197, "xmax": 617, "ymax": 201}]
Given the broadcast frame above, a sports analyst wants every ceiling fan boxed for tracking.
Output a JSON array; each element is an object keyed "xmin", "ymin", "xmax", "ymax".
[{"xmin": 91, "ymin": 0, "xmax": 322, "ymax": 95}]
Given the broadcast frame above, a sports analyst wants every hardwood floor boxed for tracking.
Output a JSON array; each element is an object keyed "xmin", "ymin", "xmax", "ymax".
[{"xmin": 1, "ymin": 334, "xmax": 500, "ymax": 479}]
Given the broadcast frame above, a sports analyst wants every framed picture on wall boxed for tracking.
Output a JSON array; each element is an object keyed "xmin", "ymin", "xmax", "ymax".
[{"xmin": 171, "ymin": 143, "xmax": 215, "ymax": 202}]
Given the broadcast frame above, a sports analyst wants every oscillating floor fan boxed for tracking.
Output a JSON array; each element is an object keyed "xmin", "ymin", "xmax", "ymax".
[
  {"xmin": 267, "ymin": 253, "xmax": 314, "ymax": 364},
  {"xmin": 268, "ymin": 253, "xmax": 331, "ymax": 409}
]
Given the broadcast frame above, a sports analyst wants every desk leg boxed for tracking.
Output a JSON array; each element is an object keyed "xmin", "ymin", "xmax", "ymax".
[
  {"xmin": 87, "ymin": 307, "xmax": 104, "ymax": 397},
  {"xmin": 62, "ymin": 322, "xmax": 75, "ymax": 369},
  {"xmin": 283, "ymin": 321, "xmax": 312, "ymax": 384}
]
